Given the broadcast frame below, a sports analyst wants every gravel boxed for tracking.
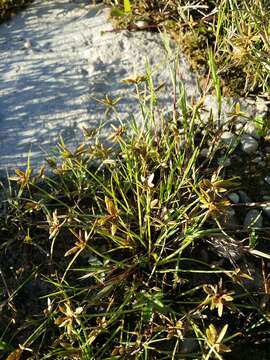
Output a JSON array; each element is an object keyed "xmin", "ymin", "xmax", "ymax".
[
  {"xmin": 241, "ymin": 134, "xmax": 259, "ymax": 154},
  {"xmin": 243, "ymin": 209, "xmax": 263, "ymax": 228},
  {"xmin": 238, "ymin": 191, "xmax": 251, "ymax": 203},
  {"xmin": 263, "ymin": 206, "xmax": 270, "ymax": 218},
  {"xmin": 243, "ymin": 122, "xmax": 261, "ymax": 139},
  {"xmin": 221, "ymin": 131, "xmax": 237, "ymax": 145},
  {"xmin": 228, "ymin": 192, "xmax": 240, "ymax": 204}
]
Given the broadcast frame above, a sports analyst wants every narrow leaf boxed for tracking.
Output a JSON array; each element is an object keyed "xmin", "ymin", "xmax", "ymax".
[{"xmin": 124, "ymin": 0, "xmax": 131, "ymax": 13}]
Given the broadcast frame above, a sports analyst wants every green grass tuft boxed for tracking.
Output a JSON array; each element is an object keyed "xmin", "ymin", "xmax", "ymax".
[
  {"xmin": 107, "ymin": 0, "xmax": 270, "ymax": 97},
  {"xmin": 0, "ymin": 1, "xmax": 270, "ymax": 359},
  {"xmin": 1, "ymin": 56, "xmax": 270, "ymax": 359}
]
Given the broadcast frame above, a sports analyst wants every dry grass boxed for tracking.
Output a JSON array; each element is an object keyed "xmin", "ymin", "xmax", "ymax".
[
  {"xmin": 1, "ymin": 59, "xmax": 270, "ymax": 358},
  {"xmin": 0, "ymin": 0, "xmax": 33, "ymax": 22},
  {"xmin": 0, "ymin": 1, "xmax": 270, "ymax": 359},
  {"xmin": 107, "ymin": 0, "xmax": 270, "ymax": 97}
]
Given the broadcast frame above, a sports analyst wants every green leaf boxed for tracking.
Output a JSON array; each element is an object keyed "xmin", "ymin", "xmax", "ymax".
[
  {"xmin": 110, "ymin": 7, "xmax": 124, "ymax": 17},
  {"xmin": 253, "ymin": 115, "xmax": 266, "ymax": 136},
  {"xmin": 124, "ymin": 0, "xmax": 131, "ymax": 13},
  {"xmin": 0, "ymin": 339, "xmax": 13, "ymax": 351}
]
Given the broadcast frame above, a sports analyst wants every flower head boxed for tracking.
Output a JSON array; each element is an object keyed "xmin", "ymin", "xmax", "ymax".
[{"xmin": 203, "ymin": 279, "xmax": 234, "ymax": 317}]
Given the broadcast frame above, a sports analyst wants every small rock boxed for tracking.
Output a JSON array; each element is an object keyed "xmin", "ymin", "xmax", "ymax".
[
  {"xmin": 217, "ymin": 157, "xmax": 231, "ymax": 167},
  {"xmin": 244, "ymin": 209, "xmax": 263, "ymax": 228},
  {"xmin": 241, "ymin": 134, "xmax": 258, "ymax": 154},
  {"xmin": 201, "ymin": 129, "xmax": 208, "ymax": 136},
  {"xmin": 228, "ymin": 192, "xmax": 240, "ymax": 204},
  {"xmin": 200, "ymin": 148, "xmax": 208, "ymax": 158},
  {"xmin": 245, "ymin": 97, "xmax": 256, "ymax": 105},
  {"xmin": 235, "ymin": 122, "xmax": 244, "ymax": 132},
  {"xmin": 256, "ymin": 97, "xmax": 268, "ymax": 115},
  {"xmin": 235, "ymin": 122, "xmax": 244, "ymax": 135},
  {"xmin": 221, "ymin": 124, "xmax": 230, "ymax": 131},
  {"xmin": 243, "ymin": 122, "xmax": 260, "ymax": 139},
  {"xmin": 262, "ymin": 196, "xmax": 270, "ymax": 218},
  {"xmin": 263, "ymin": 206, "xmax": 270, "ymax": 218},
  {"xmin": 135, "ymin": 20, "xmax": 149, "ymax": 28},
  {"xmin": 221, "ymin": 131, "xmax": 236, "ymax": 145},
  {"xmin": 23, "ymin": 39, "xmax": 32, "ymax": 49},
  {"xmin": 238, "ymin": 190, "xmax": 251, "ymax": 203},
  {"xmin": 180, "ymin": 338, "xmax": 198, "ymax": 354},
  {"xmin": 264, "ymin": 176, "xmax": 270, "ymax": 185},
  {"xmin": 251, "ymin": 156, "xmax": 262, "ymax": 163}
]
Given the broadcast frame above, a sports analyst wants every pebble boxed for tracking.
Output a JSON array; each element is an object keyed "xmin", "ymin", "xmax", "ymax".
[
  {"xmin": 241, "ymin": 134, "xmax": 258, "ymax": 154},
  {"xmin": 200, "ymin": 148, "xmax": 208, "ymax": 157},
  {"xmin": 238, "ymin": 190, "xmax": 251, "ymax": 203},
  {"xmin": 243, "ymin": 122, "xmax": 260, "ymax": 139},
  {"xmin": 221, "ymin": 131, "xmax": 236, "ymax": 145},
  {"xmin": 264, "ymin": 176, "xmax": 270, "ymax": 185},
  {"xmin": 263, "ymin": 206, "xmax": 270, "ymax": 218},
  {"xmin": 235, "ymin": 122, "xmax": 244, "ymax": 132},
  {"xmin": 251, "ymin": 156, "xmax": 262, "ymax": 163},
  {"xmin": 262, "ymin": 196, "xmax": 270, "ymax": 218},
  {"xmin": 221, "ymin": 124, "xmax": 230, "ymax": 131},
  {"xmin": 217, "ymin": 157, "xmax": 231, "ymax": 167},
  {"xmin": 256, "ymin": 97, "xmax": 268, "ymax": 116},
  {"xmin": 135, "ymin": 20, "xmax": 149, "ymax": 28},
  {"xmin": 243, "ymin": 209, "xmax": 263, "ymax": 228},
  {"xmin": 180, "ymin": 338, "xmax": 198, "ymax": 354},
  {"xmin": 228, "ymin": 192, "xmax": 240, "ymax": 204},
  {"xmin": 23, "ymin": 39, "xmax": 32, "ymax": 49}
]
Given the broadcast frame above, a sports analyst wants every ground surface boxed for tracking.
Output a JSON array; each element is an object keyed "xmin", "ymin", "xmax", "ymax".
[
  {"xmin": 1, "ymin": 2, "xmax": 270, "ymax": 358},
  {"xmin": 0, "ymin": 0, "xmax": 262, "ymax": 175},
  {"xmin": 0, "ymin": 0, "xmax": 200, "ymax": 174}
]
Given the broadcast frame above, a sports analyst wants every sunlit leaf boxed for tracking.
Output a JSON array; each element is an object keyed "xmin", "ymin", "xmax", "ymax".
[
  {"xmin": 124, "ymin": 0, "xmax": 131, "ymax": 13},
  {"xmin": 217, "ymin": 324, "xmax": 228, "ymax": 344},
  {"xmin": 64, "ymin": 246, "xmax": 80, "ymax": 257},
  {"xmin": 0, "ymin": 340, "xmax": 12, "ymax": 352},
  {"xmin": 111, "ymin": 223, "xmax": 117, "ymax": 236},
  {"xmin": 206, "ymin": 323, "xmax": 217, "ymax": 344},
  {"xmin": 110, "ymin": 7, "xmax": 125, "ymax": 17},
  {"xmin": 105, "ymin": 196, "xmax": 117, "ymax": 217},
  {"xmin": 122, "ymin": 75, "xmax": 148, "ymax": 84}
]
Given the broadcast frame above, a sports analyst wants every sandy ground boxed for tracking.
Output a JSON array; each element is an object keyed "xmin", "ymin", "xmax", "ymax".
[
  {"xmin": 0, "ymin": 0, "xmax": 200, "ymax": 174},
  {"xmin": 0, "ymin": 0, "xmax": 259, "ymax": 175}
]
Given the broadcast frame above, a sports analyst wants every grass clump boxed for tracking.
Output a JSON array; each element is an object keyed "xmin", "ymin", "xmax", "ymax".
[
  {"xmin": 107, "ymin": 0, "xmax": 270, "ymax": 97},
  {"xmin": 1, "ymin": 61, "xmax": 270, "ymax": 359},
  {"xmin": 0, "ymin": 0, "xmax": 33, "ymax": 22}
]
